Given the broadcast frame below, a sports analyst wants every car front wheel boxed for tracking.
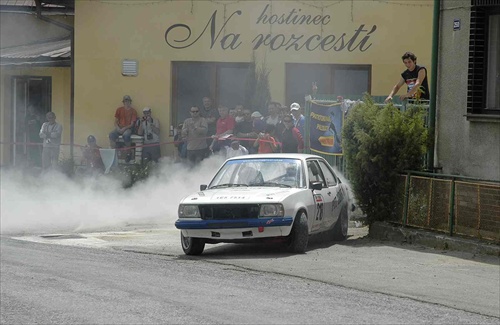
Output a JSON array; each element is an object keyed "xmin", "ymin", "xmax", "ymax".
[
  {"xmin": 288, "ymin": 211, "xmax": 309, "ymax": 253},
  {"xmin": 181, "ymin": 233, "xmax": 205, "ymax": 255}
]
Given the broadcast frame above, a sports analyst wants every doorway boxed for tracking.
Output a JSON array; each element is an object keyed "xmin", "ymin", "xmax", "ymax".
[{"xmin": 11, "ymin": 76, "xmax": 52, "ymax": 167}]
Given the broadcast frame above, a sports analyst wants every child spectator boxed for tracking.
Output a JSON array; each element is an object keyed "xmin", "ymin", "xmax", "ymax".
[{"xmin": 253, "ymin": 124, "xmax": 279, "ymax": 154}]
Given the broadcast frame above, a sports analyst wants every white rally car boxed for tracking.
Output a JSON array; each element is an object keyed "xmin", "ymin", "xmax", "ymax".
[{"xmin": 175, "ymin": 154, "xmax": 352, "ymax": 255}]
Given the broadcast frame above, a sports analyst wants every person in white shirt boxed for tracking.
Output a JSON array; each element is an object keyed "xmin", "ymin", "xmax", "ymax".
[
  {"xmin": 226, "ymin": 140, "xmax": 248, "ymax": 159},
  {"xmin": 39, "ymin": 111, "xmax": 63, "ymax": 170}
]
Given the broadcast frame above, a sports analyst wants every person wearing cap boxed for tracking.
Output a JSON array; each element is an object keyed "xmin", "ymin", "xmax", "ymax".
[
  {"xmin": 290, "ymin": 102, "xmax": 305, "ymax": 136},
  {"xmin": 251, "ymin": 111, "xmax": 266, "ymax": 134},
  {"xmin": 225, "ymin": 140, "xmax": 248, "ymax": 159},
  {"xmin": 109, "ymin": 95, "xmax": 138, "ymax": 162},
  {"xmin": 137, "ymin": 107, "xmax": 161, "ymax": 163},
  {"xmin": 81, "ymin": 135, "xmax": 104, "ymax": 174}
]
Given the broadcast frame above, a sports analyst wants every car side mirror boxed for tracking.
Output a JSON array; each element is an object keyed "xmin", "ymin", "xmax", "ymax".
[
  {"xmin": 310, "ymin": 181, "xmax": 323, "ymax": 191},
  {"xmin": 200, "ymin": 184, "xmax": 207, "ymax": 191}
]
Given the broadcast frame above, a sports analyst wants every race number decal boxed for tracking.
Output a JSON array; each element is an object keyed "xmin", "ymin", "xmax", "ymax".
[{"xmin": 314, "ymin": 194, "xmax": 324, "ymax": 221}]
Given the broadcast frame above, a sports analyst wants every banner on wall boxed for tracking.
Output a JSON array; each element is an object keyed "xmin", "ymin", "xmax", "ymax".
[{"xmin": 309, "ymin": 101, "xmax": 344, "ymax": 156}]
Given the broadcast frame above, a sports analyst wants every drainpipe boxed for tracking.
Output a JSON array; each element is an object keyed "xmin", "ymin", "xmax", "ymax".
[
  {"xmin": 34, "ymin": 0, "xmax": 75, "ymax": 161},
  {"xmin": 428, "ymin": 0, "xmax": 440, "ymax": 172}
]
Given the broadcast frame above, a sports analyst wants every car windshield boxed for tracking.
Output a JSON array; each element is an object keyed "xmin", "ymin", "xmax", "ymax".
[{"xmin": 209, "ymin": 158, "xmax": 305, "ymax": 189}]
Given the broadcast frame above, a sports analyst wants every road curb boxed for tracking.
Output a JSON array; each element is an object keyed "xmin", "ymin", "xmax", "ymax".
[{"xmin": 369, "ymin": 221, "xmax": 500, "ymax": 256}]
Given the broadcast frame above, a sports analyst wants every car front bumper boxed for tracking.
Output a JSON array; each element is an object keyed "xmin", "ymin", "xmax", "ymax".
[{"xmin": 175, "ymin": 217, "xmax": 294, "ymax": 240}]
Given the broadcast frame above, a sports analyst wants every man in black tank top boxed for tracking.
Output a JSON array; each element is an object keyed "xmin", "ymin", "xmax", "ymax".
[{"xmin": 385, "ymin": 51, "xmax": 430, "ymax": 103}]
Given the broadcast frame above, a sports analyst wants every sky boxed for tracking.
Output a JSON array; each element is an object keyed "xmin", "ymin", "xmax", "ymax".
[{"xmin": 0, "ymin": 155, "xmax": 225, "ymax": 235}]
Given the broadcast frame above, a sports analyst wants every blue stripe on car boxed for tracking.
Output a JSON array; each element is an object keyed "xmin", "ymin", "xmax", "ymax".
[{"xmin": 175, "ymin": 217, "xmax": 294, "ymax": 229}]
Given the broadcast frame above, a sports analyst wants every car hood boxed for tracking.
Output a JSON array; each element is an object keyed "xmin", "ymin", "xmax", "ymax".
[{"xmin": 180, "ymin": 187, "xmax": 301, "ymax": 204}]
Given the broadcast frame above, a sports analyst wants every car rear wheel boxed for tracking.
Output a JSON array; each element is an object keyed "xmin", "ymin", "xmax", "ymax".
[
  {"xmin": 181, "ymin": 233, "xmax": 205, "ymax": 255},
  {"xmin": 288, "ymin": 211, "xmax": 309, "ymax": 253},
  {"xmin": 332, "ymin": 205, "xmax": 348, "ymax": 241}
]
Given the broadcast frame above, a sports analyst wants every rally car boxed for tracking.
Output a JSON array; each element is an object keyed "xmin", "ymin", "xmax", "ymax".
[{"xmin": 175, "ymin": 154, "xmax": 352, "ymax": 255}]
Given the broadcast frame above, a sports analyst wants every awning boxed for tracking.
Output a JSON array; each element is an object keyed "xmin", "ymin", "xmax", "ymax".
[{"xmin": 0, "ymin": 38, "xmax": 71, "ymax": 66}]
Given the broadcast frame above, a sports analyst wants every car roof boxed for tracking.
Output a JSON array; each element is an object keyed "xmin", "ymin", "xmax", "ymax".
[{"xmin": 225, "ymin": 153, "xmax": 324, "ymax": 162}]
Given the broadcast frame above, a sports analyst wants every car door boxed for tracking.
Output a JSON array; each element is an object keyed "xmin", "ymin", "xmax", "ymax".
[
  {"xmin": 306, "ymin": 159, "xmax": 330, "ymax": 233},
  {"xmin": 317, "ymin": 160, "xmax": 342, "ymax": 230}
]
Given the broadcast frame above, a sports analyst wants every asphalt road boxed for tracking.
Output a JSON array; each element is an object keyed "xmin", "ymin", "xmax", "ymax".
[{"xmin": 1, "ymin": 230, "xmax": 499, "ymax": 324}]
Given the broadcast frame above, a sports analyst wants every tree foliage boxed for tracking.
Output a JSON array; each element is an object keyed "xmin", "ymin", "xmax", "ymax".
[
  {"xmin": 342, "ymin": 95, "xmax": 429, "ymax": 223},
  {"xmin": 244, "ymin": 52, "xmax": 271, "ymax": 111}
]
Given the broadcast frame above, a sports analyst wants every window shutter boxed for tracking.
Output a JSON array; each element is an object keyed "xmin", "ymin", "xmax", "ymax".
[{"xmin": 467, "ymin": 4, "xmax": 487, "ymax": 113}]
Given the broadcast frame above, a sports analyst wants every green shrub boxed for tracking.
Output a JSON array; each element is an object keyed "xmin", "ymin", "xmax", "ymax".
[
  {"xmin": 109, "ymin": 163, "xmax": 154, "ymax": 188},
  {"xmin": 342, "ymin": 95, "xmax": 428, "ymax": 223}
]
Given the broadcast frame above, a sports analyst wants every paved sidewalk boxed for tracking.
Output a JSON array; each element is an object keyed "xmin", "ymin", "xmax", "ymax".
[{"xmin": 370, "ymin": 221, "xmax": 500, "ymax": 257}]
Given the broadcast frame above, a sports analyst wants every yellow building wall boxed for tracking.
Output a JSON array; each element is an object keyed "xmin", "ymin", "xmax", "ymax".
[
  {"xmin": 74, "ymin": 0, "xmax": 433, "ymax": 155},
  {"xmin": 0, "ymin": 67, "xmax": 71, "ymax": 165}
]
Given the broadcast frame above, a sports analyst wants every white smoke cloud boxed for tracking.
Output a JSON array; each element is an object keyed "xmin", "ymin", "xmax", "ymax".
[{"xmin": 0, "ymin": 155, "xmax": 225, "ymax": 235}]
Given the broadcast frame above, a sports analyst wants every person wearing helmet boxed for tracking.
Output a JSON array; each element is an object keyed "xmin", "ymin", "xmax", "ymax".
[{"xmin": 81, "ymin": 135, "xmax": 104, "ymax": 174}]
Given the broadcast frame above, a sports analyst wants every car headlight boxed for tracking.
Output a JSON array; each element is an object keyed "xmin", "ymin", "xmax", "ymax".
[
  {"xmin": 178, "ymin": 205, "xmax": 200, "ymax": 218},
  {"xmin": 259, "ymin": 204, "xmax": 284, "ymax": 217}
]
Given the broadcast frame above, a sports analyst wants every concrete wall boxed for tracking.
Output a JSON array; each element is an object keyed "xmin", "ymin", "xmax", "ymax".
[{"xmin": 436, "ymin": 0, "xmax": 500, "ymax": 181}]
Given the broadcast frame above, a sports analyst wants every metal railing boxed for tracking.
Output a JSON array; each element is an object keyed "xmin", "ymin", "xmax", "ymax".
[{"xmin": 393, "ymin": 171, "xmax": 500, "ymax": 242}]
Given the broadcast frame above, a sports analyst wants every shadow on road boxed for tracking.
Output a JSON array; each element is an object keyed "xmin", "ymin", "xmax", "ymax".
[{"xmin": 174, "ymin": 230, "xmax": 499, "ymax": 266}]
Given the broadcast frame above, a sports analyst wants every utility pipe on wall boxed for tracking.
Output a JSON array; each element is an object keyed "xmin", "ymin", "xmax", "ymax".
[{"xmin": 428, "ymin": 0, "xmax": 440, "ymax": 172}]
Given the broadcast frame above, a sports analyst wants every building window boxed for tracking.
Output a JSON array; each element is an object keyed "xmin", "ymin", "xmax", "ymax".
[
  {"xmin": 467, "ymin": 1, "xmax": 500, "ymax": 115},
  {"xmin": 171, "ymin": 62, "xmax": 250, "ymax": 124},
  {"xmin": 285, "ymin": 63, "xmax": 371, "ymax": 106}
]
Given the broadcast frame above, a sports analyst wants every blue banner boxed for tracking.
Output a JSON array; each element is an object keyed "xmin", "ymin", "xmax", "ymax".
[{"xmin": 309, "ymin": 101, "xmax": 343, "ymax": 155}]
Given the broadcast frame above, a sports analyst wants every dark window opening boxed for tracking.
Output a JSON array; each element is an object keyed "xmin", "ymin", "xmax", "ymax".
[
  {"xmin": 467, "ymin": 1, "xmax": 500, "ymax": 115},
  {"xmin": 285, "ymin": 63, "xmax": 371, "ymax": 106},
  {"xmin": 171, "ymin": 62, "xmax": 250, "ymax": 125}
]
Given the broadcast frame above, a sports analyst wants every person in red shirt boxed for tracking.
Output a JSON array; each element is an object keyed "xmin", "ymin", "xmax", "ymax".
[
  {"xmin": 210, "ymin": 106, "xmax": 235, "ymax": 153},
  {"xmin": 108, "ymin": 95, "xmax": 137, "ymax": 162},
  {"xmin": 253, "ymin": 124, "xmax": 279, "ymax": 154}
]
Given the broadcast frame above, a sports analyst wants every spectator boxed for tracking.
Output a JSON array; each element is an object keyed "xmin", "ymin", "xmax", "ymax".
[
  {"xmin": 280, "ymin": 114, "xmax": 304, "ymax": 153},
  {"xmin": 174, "ymin": 123, "xmax": 186, "ymax": 162},
  {"xmin": 201, "ymin": 96, "xmax": 219, "ymax": 144},
  {"xmin": 234, "ymin": 109, "xmax": 258, "ymax": 153},
  {"xmin": 290, "ymin": 103, "xmax": 305, "ymax": 136},
  {"xmin": 251, "ymin": 111, "xmax": 266, "ymax": 134},
  {"xmin": 210, "ymin": 106, "xmax": 235, "ymax": 153},
  {"xmin": 81, "ymin": 135, "xmax": 104, "ymax": 174},
  {"xmin": 137, "ymin": 107, "xmax": 161, "ymax": 163},
  {"xmin": 109, "ymin": 95, "xmax": 138, "ymax": 163},
  {"xmin": 229, "ymin": 107, "xmax": 237, "ymax": 120},
  {"xmin": 182, "ymin": 106, "xmax": 209, "ymax": 165},
  {"xmin": 39, "ymin": 111, "xmax": 63, "ymax": 170},
  {"xmin": 226, "ymin": 140, "xmax": 248, "ymax": 159},
  {"xmin": 253, "ymin": 124, "xmax": 278, "ymax": 154},
  {"xmin": 265, "ymin": 102, "xmax": 281, "ymax": 126},
  {"xmin": 385, "ymin": 51, "xmax": 430, "ymax": 103},
  {"xmin": 234, "ymin": 104, "xmax": 245, "ymax": 123}
]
